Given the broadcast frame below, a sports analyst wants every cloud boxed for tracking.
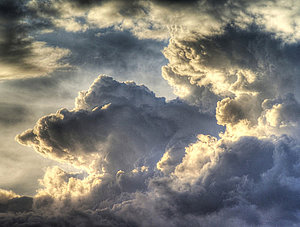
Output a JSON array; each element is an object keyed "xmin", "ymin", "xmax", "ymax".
[
  {"xmin": 2, "ymin": 0, "xmax": 300, "ymax": 226},
  {"xmin": 162, "ymin": 27, "xmax": 300, "ymax": 141},
  {"xmin": 0, "ymin": 41, "xmax": 71, "ymax": 80},
  {"xmin": 24, "ymin": 0, "xmax": 300, "ymax": 43},
  {"xmin": 28, "ymin": 0, "xmax": 225, "ymax": 39},
  {"xmin": 4, "ymin": 0, "xmax": 300, "ymax": 80},
  {"xmin": 0, "ymin": 189, "xmax": 20, "ymax": 204},
  {"xmin": 113, "ymin": 135, "xmax": 300, "ymax": 226},
  {"xmin": 0, "ymin": 189, "xmax": 33, "ymax": 214},
  {"xmin": 0, "ymin": 75, "xmax": 220, "ymax": 225},
  {"xmin": 247, "ymin": 0, "xmax": 300, "ymax": 42},
  {"xmin": 16, "ymin": 75, "xmax": 220, "ymax": 174},
  {"xmin": 0, "ymin": 102, "xmax": 30, "ymax": 126},
  {"xmin": 1, "ymin": 72, "xmax": 300, "ymax": 226},
  {"xmin": 0, "ymin": 0, "xmax": 71, "ymax": 80}
]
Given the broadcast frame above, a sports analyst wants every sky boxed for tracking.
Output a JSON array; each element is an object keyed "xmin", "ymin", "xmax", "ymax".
[{"xmin": 1, "ymin": 0, "xmax": 300, "ymax": 226}]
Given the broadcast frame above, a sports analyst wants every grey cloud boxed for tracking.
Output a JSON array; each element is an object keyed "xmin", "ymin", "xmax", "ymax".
[
  {"xmin": 3, "ymin": 1, "xmax": 300, "ymax": 226},
  {"xmin": 2, "ymin": 71, "xmax": 77, "ymax": 103},
  {"xmin": 0, "ymin": 0, "xmax": 70, "ymax": 80},
  {"xmin": 0, "ymin": 209, "xmax": 132, "ymax": 227},
  {"xmin": 163, "ymin": 27, "xmax": 300, "ymax": 133},
  {"xmin": 0, "ymin": 102, "xmax": 30, "ymax": 126},
  {"xmin": 31, "ymin": 0, "xmax": 297, "ymax": 42},
  {"xmin": 2, "ymin": 75, "xmax": 300, "ymax": 226},
  {"xmin": 0, "ymin": 29, "xmax": 170, "ymax": 109},
  {"xmin": 114, "ymin": 136, "xmax": 300, "ymax": 226},
  {"xmin": 0, "ymin": 1, "xmax": 34, "ymax": 66},
  {"xmin": 38, "ymin": 30, "xmax": 167, "ymax": 75},
  {"xmin": 30, "ymin": 29, "xmax": 172, "ymax": 98},
  {"xmin": 17, "ymin": 76, "xmax": 221, "ymax": 174},
  {"xmin": 8, "ymin": 76, "xmax": 220, "ymax": 226},
  {"xmin": 162, "ymin": 65, "xmax": 220, "ymax": 113},
  {"xmin": 216, "ymin": 94, "xmax": 262, "ymax": 126},
  {"xmin": 152, "ymin": 0, "xmax": 200, "ymax": 6},
  {"xmin": 0, "ymin": 197, "xmax": 33, "ymax": 213},
  {"xmin": 176, "ymin": 26, "xmax": 299, "ymax": 93}
]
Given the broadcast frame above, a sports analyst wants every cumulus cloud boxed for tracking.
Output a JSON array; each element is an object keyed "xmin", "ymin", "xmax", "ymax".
[
  {"xmin": 162, "ymin": 27, "xmax": 300, "ymax": 141},
  {"xmin": 2, "ymin": 0, "xmax": 300, "ymax": 226},
  {"xmin": 16, "ymin": 75, "xmax": 220, "ymax": 174},
  {"xmin": 112, "ymin": 135, "xmax": 300, "ymax": 226},
  {"xmin": 1, "ymin": 75, "xmax": 220, "ymax": 224},
  {"xmin": 0, "ymin": 70, "xmax": 298, "ymax": 226}
]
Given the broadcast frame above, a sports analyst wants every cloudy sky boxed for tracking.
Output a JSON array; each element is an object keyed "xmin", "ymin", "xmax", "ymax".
[{"xmin": 1, "ymin": 0, "xmax": 300, "ymax": 226}]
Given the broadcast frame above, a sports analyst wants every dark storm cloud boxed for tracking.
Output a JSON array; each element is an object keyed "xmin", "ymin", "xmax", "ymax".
[
  {"xmin": 3, "ymin": 136, "xmax": 300, "ymax": 226},
  {"xmin": 0, "ymin": 209, "xmax": 132, "ymax": 227}
]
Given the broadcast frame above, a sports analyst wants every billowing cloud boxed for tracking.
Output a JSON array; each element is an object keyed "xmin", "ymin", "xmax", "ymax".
[
  {"xmin": 16, "ymin": 75, "xmax": 220, "ymax": 174},
  {"xmin": 0, "ymin": 71, "xmax": 298, "ymax": 226},
  {"xmin": 107, "ymin": 134, "xmax": 300, "ymax": 226},
  {"xmin": 0, "ymin": 75, "xmax": 221, "ymax": 225},
  {"xmin": 163, "ymin": 27, "xmax": 300, "ymax": 141},
  {"xmin": 2, "ymin": 0, "xmax": 300, "ymax": 226}
]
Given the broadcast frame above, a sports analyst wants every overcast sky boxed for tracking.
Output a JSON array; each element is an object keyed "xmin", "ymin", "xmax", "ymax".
[{"xmin": 1, "ymin": 0, "xmax": 300, "ymax": 226}]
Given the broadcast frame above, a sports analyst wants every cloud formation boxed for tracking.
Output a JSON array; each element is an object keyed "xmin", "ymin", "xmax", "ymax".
[
  {"xmin": 2, "ymin": 75, "xmax": 221, "ymax": 225},
  {"xmin": 2, "ymin": 72, "xmax": 300, "ymax": 226},
  {"xmin": 17, "ymin": 75, "xmax": 220, "ymax": 174},
  {"xmin": 0, "ymin": 0, "xmax": 71, "ymax": 80},
  {"xmin": 24, "ymin": 0, "xmax": 300, "ymax": 42},
  {"xmin": 4, "ymin": 0, "xmax": 300, "ymax": 80},
  {"xmin": 3, "ymin": 0, "xmax": 300, "ymax": 80},
  {"xmin": 163, "ymin": 27, "xmax": 300, "ymax": 139},
  {"xmin": 2, "ymin": 0, "xmax": 300, "ymax": 226}
]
